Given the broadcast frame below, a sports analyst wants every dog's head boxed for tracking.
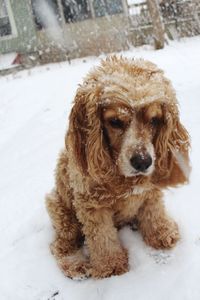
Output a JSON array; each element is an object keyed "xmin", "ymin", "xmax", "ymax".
[{"xmin": 67, "ymin": 56, "xmax": 190, "ymax": 188}]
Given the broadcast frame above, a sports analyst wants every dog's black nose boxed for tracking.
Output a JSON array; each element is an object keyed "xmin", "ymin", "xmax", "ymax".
[{"xmin": 130, "ymin": 153, "xmax": 152, "ymax": 172}]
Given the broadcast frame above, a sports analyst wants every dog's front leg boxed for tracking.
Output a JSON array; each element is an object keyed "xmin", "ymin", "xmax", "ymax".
[
  {"xmin": 137, "ymin": 189, "xmax": 180, "ymax": 249},
  {"xmin": 77, "ymin": 206, "xmax": 129, "ymax": 278}
]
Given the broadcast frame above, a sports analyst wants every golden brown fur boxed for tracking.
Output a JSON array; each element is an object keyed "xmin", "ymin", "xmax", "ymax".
[{"xmin": 46, "ymin": 56, "xmax": 190, "ymax": 279}]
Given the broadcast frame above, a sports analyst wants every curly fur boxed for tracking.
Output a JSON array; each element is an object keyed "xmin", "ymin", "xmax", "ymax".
[{"xmin": 46, "ymin": 56, "xmax": 190, "ymax": 279}]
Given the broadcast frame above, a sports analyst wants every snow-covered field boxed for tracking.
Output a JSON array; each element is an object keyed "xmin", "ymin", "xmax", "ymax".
[{"xmin": 0, "ymin": 37, "xmax": 200, "ymax": 300}]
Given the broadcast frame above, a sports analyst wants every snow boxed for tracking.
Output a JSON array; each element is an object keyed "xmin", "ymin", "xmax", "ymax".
[
  {"xmin": 0, "ymin": 36, "xmax": 200, "ymax": 300},
  {"xmin": 33, "ymin": 0, "xmax": 65, "ymax": 48},
  {"xmin": 0, "ymin": 53, "xmax": 18, "ymax": 71},
  {"xmin": 33, "ymin": 0, "xmax": 76, "ymax": 51}
]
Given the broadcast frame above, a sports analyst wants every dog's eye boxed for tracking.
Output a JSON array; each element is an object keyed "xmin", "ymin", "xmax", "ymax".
[
  {"xmin": 109, "ymin": 118, "xmax": 124, "ymax": 129},
  {"xmin": 150, "ymin": 117, "xmax": 160, "ymax": 127}
]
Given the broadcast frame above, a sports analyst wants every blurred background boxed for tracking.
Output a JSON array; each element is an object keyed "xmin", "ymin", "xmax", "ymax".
[{"xmin": 0, "ymin": 0, "xmax": 200, "ymax": 74}]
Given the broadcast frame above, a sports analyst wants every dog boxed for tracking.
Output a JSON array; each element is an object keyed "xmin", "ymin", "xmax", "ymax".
[{"xmin": 46, "ymin": 56, "xmax": 190, "ymax": 279}]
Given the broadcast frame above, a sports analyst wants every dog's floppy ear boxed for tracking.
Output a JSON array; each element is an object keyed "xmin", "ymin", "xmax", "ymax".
[
  {"xmin": 66, "ymin": 89, "xmax": 88, "ymax": 175},
  {"xmin": 154, "ymin": 103, "xmax": 191, "ymax": 187},
  {"xmin": 86, "ymin": 104, "xmax": 113, "ymax": 183},
  {"xmin": 67, "ymin": 86, "xmax": 113, "ymax": 182}
]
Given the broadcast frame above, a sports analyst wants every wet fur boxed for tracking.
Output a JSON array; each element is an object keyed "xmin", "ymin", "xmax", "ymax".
[{"xmin": 46, "ymin": 56, "xmax": 190, "ymax": 279}]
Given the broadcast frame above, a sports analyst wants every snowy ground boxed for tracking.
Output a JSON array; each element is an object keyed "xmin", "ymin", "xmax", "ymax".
[{"xmin": 0, "ymin": 37, "xmax": 200, "ymax": 300}]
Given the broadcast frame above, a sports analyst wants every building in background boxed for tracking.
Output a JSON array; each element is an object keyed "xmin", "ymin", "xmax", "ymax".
[
  {"xmin": 0, "ymin": 0, "xmax": 12, "ymax": 36},
  {"xmin": 0, "ymin": 0, "xmax": 37, "ymax": 54},
  {"xmin": 0, "ymin": 0, "xmax": 127, "ymax": 59},
  {"xmin": 0, "ymin": 0, "xmax": 199, "ymax": 65}
]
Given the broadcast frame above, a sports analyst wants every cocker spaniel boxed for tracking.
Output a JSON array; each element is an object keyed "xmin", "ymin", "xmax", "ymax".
[{"xmin": 46, "ymin": 56, "xmax": 190, "ymax": 279}]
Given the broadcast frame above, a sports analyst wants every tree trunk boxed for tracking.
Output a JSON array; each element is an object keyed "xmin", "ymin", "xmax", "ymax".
[{"xmin": 146, "ymin": 0, "xmax": 165, "ymax": 49}]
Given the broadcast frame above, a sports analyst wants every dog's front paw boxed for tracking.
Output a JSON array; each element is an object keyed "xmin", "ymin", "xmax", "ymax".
[
  {"xmin": 57, "ymin": 250, "xmax": 91, "ymax": 280},
  {"xmin": 143, "ymin": 219, "xmax": 180, "ymax": 249},
  {"xmin": 91, "ymin": 248, "xmax": 129, "ymax": 279},
  {"xmin": 59, "ymin": 259, "xmax": 91, "ymax": 280}
]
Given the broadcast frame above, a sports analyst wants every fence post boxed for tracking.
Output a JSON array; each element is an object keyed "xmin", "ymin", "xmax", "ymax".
[
  {"xmin": 87, "ymin": 0, "xmax": 96, "ymax": 18},
  {"xmin": 121, "ymin": 0, "xmax": 129, "ymax": 17},
  {"xmin": 146, "ymin": 0, "xmax": 165, "ymax": 49}
]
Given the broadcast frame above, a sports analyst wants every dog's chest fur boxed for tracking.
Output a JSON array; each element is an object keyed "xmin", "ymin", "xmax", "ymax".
[{"xmin": 113, "ymin": 193, "xmax": 146, "ymax": 226}]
